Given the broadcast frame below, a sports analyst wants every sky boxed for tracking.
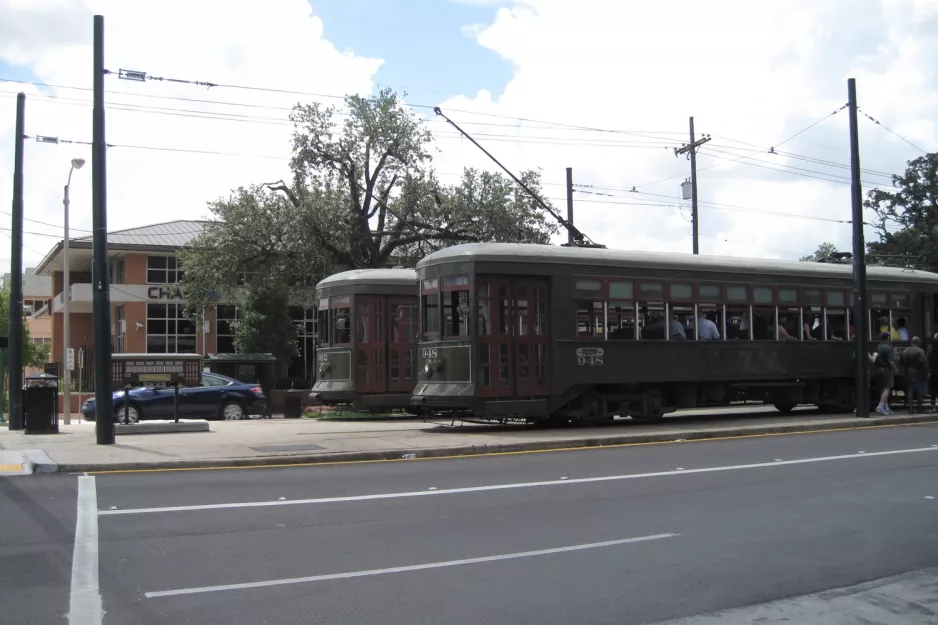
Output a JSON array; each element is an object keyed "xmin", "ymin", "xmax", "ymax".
[{"xmin": 0, "ymin": 0, "xmax": 936, "ymax": 274}]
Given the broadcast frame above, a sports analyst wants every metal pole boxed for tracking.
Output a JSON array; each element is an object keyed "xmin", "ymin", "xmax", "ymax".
[
  {"xmin": 63, "ymin": 176, "xmax": 72, "ymax": 425},
  {"xmin": 848, "ymin": 77, "xmax": 870, "ymax": 418},
  {"xmin": 565, "ymin": 167, "xmax": 574, "ymax": 246},
  {"xmin": 8, "ymin": 93, "xmax": 26, "ymax": 430},
  {"xmin": 689, "ymin": 116, "xmax": 700, "ymax": 255},
  {"xmin": 93, "ymin": 15, "xmax": 114, "ymax": 444}
]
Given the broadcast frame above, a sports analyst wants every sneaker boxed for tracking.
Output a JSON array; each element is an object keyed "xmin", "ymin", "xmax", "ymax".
[
  {"xmin": 875, "ymin": 405, "xmax": 887, "ymax": 415},
  {"xmin": 885, "ymin": 405, "xmax": 893, "ymax": 415}
]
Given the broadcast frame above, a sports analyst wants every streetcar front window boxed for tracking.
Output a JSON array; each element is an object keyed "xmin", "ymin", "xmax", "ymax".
[
  {"xmin": 331, "ymin": 296, "xmax": 351, "ymax": 345},
  {"xmin": 421, "ymin": 278, "xmax": 440, "ymax": 340},
  {"xmin": 317, "ymin": 297, "xmax": 330, "ymax": 346}
]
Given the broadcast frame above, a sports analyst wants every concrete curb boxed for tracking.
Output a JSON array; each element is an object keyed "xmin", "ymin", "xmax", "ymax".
[
  {"xmin": 56, "ymin": 413, "xmax": 938, "ymax": 473},
  {"xmin": 115, "ymin": 421, "xmax": 210, "ymax": 435}
]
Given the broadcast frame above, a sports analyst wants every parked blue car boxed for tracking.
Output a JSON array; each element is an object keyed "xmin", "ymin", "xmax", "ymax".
[{"xmin": 81, "ymin": 372, "xmax": 267, "ymax": 423}]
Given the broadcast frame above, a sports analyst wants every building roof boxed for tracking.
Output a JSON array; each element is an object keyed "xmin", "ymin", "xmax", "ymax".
[
  {"xmin": 316, "ymin": 268, "xmax": 417, "ymax": 289},
  {"xmin": 1, "ymin": 268, "xmax": 51, "ymax": 297},
  {"xmin": 35, "ymin": 220, "xmax": 214, "ymax": 276},
  {"xmin": 72, "ymin": 220, "xmax": 212, "ymax": 247},
  {"xmin": 417, "ymin": 242, "xmax": 938, "ymax": 285}
]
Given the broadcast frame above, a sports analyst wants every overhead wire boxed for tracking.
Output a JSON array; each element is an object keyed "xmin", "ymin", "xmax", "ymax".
[{"xmin": 857, "ymin": 108, "xmax": 929, "ymax": 154}]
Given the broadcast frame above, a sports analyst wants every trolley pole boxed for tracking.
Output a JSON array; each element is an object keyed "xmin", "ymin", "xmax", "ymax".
[
  {"xmin": 8, "ymin": 93, "xmax": 26, "ymax": 431},
  {"xmin": 565, "ymin": 167, "xmax": 574, "ymax": 245},
  {"xmin": 847, "ymin": 77, "xmax": 870, "ymax": 418},
  {"xmin": 673, "ymin": 117, "xmax": 710, "ymax": 255},
  {"xmin": 92, "ymin": 15, "xmax": 114, "ymax": 444}
]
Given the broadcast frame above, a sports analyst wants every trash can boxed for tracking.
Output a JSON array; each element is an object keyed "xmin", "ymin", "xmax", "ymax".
[
  {"xmin": 24, "ymin": 373, "xmax": 59, "ymax": 435},
  {"xmin": 283, "ymin": 390, "xmax": 303, "ymax": 419}
]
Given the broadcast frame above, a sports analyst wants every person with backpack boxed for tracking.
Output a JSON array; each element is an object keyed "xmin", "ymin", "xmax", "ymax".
[
  {"xmin": 869, "ymin": 332, "xmax": 897, "ymax": 415},
  {"xmin": 899, "ymin": 336, "xmax": 930, "ymax": 414}
]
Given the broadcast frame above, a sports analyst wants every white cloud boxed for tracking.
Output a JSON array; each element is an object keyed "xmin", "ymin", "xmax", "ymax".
[
  {"xmin": 0, "ymin": 0, "xmax": 383, "ymax": 268},
  {"xmin": 430, "ymin": 0, "xmax": 938, "ymax": 260}
]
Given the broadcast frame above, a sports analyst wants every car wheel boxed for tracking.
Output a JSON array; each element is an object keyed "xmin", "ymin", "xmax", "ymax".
[
  {"xmin": 114, "ymin": 404, "xmax": 140, "ymax": 424},
  {"xmin": 221, "ymin": 401, "xmax": 245, "ymax": 421}
]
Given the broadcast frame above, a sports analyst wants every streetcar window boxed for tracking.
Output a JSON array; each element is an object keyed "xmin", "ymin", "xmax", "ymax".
[
  {"xmin": 778, "ymin": 288, "xmax": 798, "ymax": 305},
  {"xmin": 826, "ymin": 290, "xmax": 846, "ymax": 307},
  {"xmin": 727, "ymin": 286, "xmax": 748, "ymax": 303},
  {"xmin": 357, "ymin": 299, "xmax": 371, "ymax": 343},
  {"xmin": 575, "ymin": 279, "xmax": 603, "ymax": 298},
  {"xmin": 317, "ymin": 300, "xmax": 330, "ymax": 346},
  {"xmin": 803, "ymin": 289, "xmax": 822, "ymax": 306},
  {"xmin": 332, "ymin": 305, "xmax": 351, "ymax": 345},
  {"xmin": 699, "ymin": 285, "xmax": 722, "ymax": 301},
  {"xmin": 608, "ymin": 301, "xmax": 636, "ymax": 340},
  {"xmin": 754, "ymin": 287, "xmax": 774, "ymax": 304},
  {"xmin": 609, "ymin": 281, "xmax": 634, "ymax": 300},
  {"xmin": 870, "ymin": 292, "xmax": 888, "ymax": 307},
  {"xmin": 779, "ymin": 308, "xmax": 800, "ymax": 340},
  {"xmin": 640, "ymin": 282, "xmax": 664, "ymax": 300},
  {"xmin": 576, "ymin": 301, "xmax": 604, "ymax": 337},
  {"xmin": 752, "ymin": 306, "xmax": 776, "ymax": 339},
  {"xmin": 826, "ymin": 309, "xmax": 847, "ymax": 340},
  {"xmin": 891, "ymin": 293, "xmax": 910, "ymax": 309},
  {"xmin": 726, "ymin": 305, "xmax": 751, "ymax": 339},
  {"xmin": 422, "ymin": 292, "xmax": 440, "ymax": 339},
  {"xmin": 390, "ymin": 298, "xmax": 417, "ymax": 344},
  {"xmin": 671, "ymin": 284, "xmax": 693, "ymax": 300},
  {"xmin": 444, "ymin": 290, "xmax": 470, "ymax": 337}
]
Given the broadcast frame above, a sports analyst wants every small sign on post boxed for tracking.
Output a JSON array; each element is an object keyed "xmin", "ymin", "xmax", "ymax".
[{"xmin": 66, "ymin": 348, "xmax": 75, "ymax": 371}]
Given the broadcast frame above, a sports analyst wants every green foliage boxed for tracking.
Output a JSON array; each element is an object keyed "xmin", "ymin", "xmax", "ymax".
[
  {"xmin": 181, "ymin": 88, "xmax": 562, "ymax": 354},
  {"xmin": 178, "ymin": 184, "xmax": 328, "ymax": 318},
  {"xmin": 799, "ymin": 242, "xmax": 839, "ymax": 262},
  {"xmin": 0, "ymin": 285, "xmax": 50, "ymax": 367},
  {"xmin": 231, "ymin": 274, "xmax": 298, "ymax": 362},
  {"xmin": 866, "ymin": 153, "xmax": 938, "ymax": 270}
]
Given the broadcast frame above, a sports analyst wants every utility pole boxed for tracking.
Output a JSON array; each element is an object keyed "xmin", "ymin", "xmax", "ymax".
[
  {"xmin": 63, "ymin": 158, "xmax": 85, "ymax": 426},
  {"xmin": 92, "ymin": 15, "xmax": 114, "ymax": 444},
  {"xmin": 674, "ymin": 117, "xmax": 711, "ymax": 255},
  {"xmin": 565, "ymin": 167, "xmax": 574, "ymax": 245},
  {"xmin": 8, "ymin": 93, "xmax": 26, "ymax": 430},
  {"xmin": 847, "ymin": 78, "xmax": 870, "ymax": 418}
]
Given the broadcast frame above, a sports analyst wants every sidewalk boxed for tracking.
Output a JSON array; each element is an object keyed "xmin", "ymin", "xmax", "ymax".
[{"xmin": 1, "ymin": 406, "xmax": 936, "ymax": 473}]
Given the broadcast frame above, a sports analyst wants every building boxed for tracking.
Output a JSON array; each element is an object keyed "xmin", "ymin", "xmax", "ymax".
[
  {"xmin": 33, "ymin": 220, "xmax": 317, "ymax": 406},
  {"xmin": 1, "ymin": 268, "xmax": 53, "ymax": 374}
]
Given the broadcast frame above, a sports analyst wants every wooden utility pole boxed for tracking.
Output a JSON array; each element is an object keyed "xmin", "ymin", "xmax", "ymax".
[
  {"xmin": 847, "ymin": 78, "xmax": 870, "ymax": 418},
  {"xmin": 8, "ymin": 93, "xmax": 25, "ymax": 430},
  {"xmin": 565, "ymin": 167, "xmax": 574, "ymax": 245},
  {"xmin": 674, "ymin": 117, "xmax": 711, "ymax": 254},
  {"xmin": 92, "ymin": 15, "xmax": 115, "ymax": 444}
]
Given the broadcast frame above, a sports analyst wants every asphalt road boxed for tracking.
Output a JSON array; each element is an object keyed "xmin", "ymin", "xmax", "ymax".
[{"xmin": 3, "ymin": 422, "xmax": 938, "ymax": 625}]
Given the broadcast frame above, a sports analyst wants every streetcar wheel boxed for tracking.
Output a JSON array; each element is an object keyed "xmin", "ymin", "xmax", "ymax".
[{"xmin": 773, "ymin": 403, "xmax": 796, "ymax": 414}]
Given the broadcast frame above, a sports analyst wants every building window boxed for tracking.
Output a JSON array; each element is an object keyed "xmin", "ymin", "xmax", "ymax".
[
  {"xmin": 216, "ymin": 305, "xmax": 238, "ymax": 353},
  {"xmin": 146, "ymin": 303, "xmax": 196, "ymax": 353},
  {"xmin": 110, "ymin": 258, "xmax": 125, "ymax": 285},
  {"xmin": 116, "ymin": 305, "xmax": 125, "ymax": 353},
  {"xmin": 147, "ymin": 255, "xmax": 183, "ymax": 284}
]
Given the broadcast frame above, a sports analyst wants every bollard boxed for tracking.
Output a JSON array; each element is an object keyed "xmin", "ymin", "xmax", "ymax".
[
  {"xmin": 123, "ymin": 384, "xmax": 132, "ymax": 425},
  {"xmin": 173, "ymin": 382, "xmax": 180, "ymax": 424}
]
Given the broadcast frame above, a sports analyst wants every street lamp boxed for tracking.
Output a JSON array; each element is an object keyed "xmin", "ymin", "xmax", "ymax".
[{"xmin": 63, "ymin": 157, "xmax": 85, "ymax": 425}]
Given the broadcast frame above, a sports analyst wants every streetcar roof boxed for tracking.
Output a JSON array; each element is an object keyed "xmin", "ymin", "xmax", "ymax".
[
  {"xmin": 417, "ymin": 242, "xmax": 938, "ymax": 284},
  {"xmin": 316, "ymin": 268, "xmax": 417, "ymax": 288}
]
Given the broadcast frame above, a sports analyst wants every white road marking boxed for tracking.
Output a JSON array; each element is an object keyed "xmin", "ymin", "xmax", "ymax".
[
  {"xmin": 98, "ymin": 445, "xmax": 938, "ymax": 517},
  {"xmin": 926, "ymin": 496, "xmax": 935, "ymax": 500},
  {"xmin": 145, "ymin": 533, "xmax": 678, "ymax": 598},
  {"xmin": 69, "ymin": 476, "xmax": 103, "ymax": 625}
]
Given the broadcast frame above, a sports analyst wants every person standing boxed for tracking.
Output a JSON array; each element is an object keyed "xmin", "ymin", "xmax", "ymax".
[
  {"xmin": 870, "ymin": 332, "xmax": 897, "ymax": 415},
  {"xmin": 899, "ymin": 336, "xmax": 930, "ymax": 414},
  {"xmin": 928, "ymin": 336, "xmax": 938, "ymax": 411}
]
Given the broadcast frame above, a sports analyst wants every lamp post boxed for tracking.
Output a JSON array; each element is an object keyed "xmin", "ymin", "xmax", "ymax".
[{"xmin": 63, "ymin": 157, "xmax": 85, "ymax": 425}]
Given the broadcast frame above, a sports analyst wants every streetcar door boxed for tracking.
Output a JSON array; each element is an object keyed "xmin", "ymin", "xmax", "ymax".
[
  {"xmin": 476, "ymin": 276, "xmax": 550, "ymax": 398},
  {"xmin": 388, "ymin": 295, "xmax": 418, "ymax": 393},
  {"xmin": 513, "ymin": 278, "xmax": 550, "ymax": 398},
  {"xmin": 355, "ymin": 295, "xmax": 386, "ymax": 393}
]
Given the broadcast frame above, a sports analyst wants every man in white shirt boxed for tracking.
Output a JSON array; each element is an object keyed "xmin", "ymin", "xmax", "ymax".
[{"xmin": 696, "ymin": 312, "xmax": 721, "ymax": 340}]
